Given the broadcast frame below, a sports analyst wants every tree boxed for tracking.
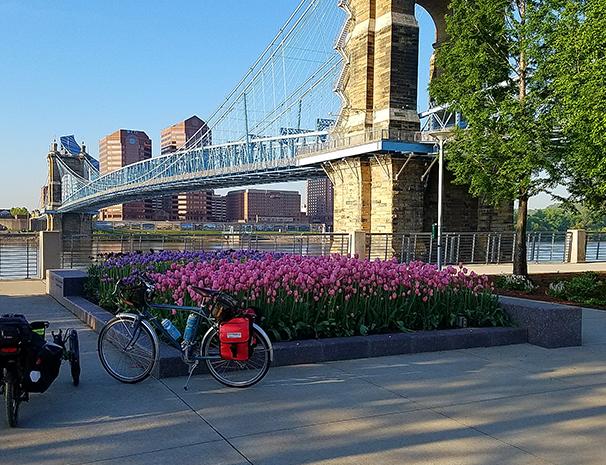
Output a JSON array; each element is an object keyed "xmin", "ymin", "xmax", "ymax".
[
  {"xmin": 549, "ymin": 0, "xmax": 606, "ymax": 211},
  {"xmin": 10, "ymin": 207, "xmax": 29, "ymax": 218},
  {"xmin": 526, "ymin": 203, "xmax": 606, "ymax": 231},
  {"xmin": 430, "ymin": 0, "xmax": 565, "ymax": 275}
]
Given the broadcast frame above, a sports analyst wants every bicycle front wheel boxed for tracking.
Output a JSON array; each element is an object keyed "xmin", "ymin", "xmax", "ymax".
[
  {"xmin": 201, "ymin": 325, "xmax": 271, "ymax": 388},
  {"xmin": 98, "ymin": 315, "xmax": 158, "ymax": 384}
]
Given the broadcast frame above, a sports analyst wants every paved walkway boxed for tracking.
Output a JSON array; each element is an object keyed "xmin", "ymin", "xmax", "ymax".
[
  {"xmin": 1, "ymin": 281, "xmax": 605, "ymax": 465},
  {"xmin": 467, "ymin": 261, "xmax": 606, "ymax": 275}
]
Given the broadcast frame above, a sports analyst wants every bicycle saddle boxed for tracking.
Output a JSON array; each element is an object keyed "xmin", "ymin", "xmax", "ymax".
[{"xmin": 190, "ymin": 286, "xmax": 240, "ymax": 309}]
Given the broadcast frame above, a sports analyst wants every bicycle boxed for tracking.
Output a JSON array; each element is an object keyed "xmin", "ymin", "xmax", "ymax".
[
  {"xmin": 0, "ymin": 316, "xmax": 80, "ymax": 427},
  {"xmin": 97, "ymin": 276, "xmax": 273, "ymax": 388}
]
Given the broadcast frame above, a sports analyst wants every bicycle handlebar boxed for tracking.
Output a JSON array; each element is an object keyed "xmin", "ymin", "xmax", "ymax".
[{"xmin": 113, "ymin": 276, "xmax": 241, "ymax": 310}]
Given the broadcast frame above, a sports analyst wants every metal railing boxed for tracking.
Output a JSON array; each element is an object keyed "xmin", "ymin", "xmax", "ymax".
[
  {"xmin": 59, "ymin": 230, "xmax": 606, "ymax": 270},
  {"xmin": 62, "ymin": 232, "xmax": 351, "ymax": 269},
  {"xmin": 0, "ymin": 233, "xmax": 38, "ymax": 280},
  {"xmin": 367, "ymin": 231, "xmax": 574, "ymax": 264},
  {"xmin": 297, "ymin": 128, "xmax": 421, "ymax": 158},
  {"xmin": 587, "ymin": 232, "xmax": 606, "ymax": 262}
]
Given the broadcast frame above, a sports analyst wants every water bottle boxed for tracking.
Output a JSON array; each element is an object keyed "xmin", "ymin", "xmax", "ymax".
[
  {"xmin": 183, "ymin": 314, "xmax": 199, "ymax": 344},
  {"xmin": 161, "ymin": 319, "xmax": 181, "ymax": 342}
]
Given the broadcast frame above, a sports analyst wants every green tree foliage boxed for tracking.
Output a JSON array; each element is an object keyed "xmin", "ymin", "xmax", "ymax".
[
  {"xmin": 10, "ymin": 207, "xmax": 29, "ymax": 217},
  {"xmin": 549, "ymin": 0, "xmax": 606, "ymax": 211},
  {"xmin": 526, "ymin": 204, "xmax": 606, "ymax": 231},
  {"xmin": 430, "ymin": 0, "xmax": 565, "ymax": 275}
]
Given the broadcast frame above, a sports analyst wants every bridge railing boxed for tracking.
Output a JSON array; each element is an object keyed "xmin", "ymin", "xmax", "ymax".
[
  {"xmin": 61, "ymin": 232, "xmax": 351, "ymax": 269},
  {"xmin": 0, "ymin": 233, "xmax": 38, "ymax": 280},
  {"xmin": 297, "ymin": 128, "xmax": 421, "ymax": 158},
  {"xmin": 60, "ymin": 131, "xmax": 329, "ymax": 211}
]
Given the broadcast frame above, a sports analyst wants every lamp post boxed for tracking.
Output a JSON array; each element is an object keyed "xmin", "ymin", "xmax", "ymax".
[{"xmin": 427, "ymin": 129, "xmax": 453, "ymax": 271}]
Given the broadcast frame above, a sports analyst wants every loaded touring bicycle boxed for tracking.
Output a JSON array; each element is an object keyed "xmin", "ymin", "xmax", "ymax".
[{"xmin": 97, "ymin": 275, "xmax": 272, "ymax": 389}]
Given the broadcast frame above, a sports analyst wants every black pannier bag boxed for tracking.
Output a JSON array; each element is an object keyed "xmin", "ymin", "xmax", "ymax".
[
  {"xmin": 0, "ymin": 313, "xmax": 62, "ymax": 393},
  {"xmin": 0, "ymin": 314, "xmax": 33, "ymax": 364},
  {"xmin": 23, "ymin": 341, "xmax": 63, "ymax": 393}
]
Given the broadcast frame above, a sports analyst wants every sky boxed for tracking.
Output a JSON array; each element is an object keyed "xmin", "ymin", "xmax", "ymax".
[{"xmin": 0, "ymin": 0, "xmax": 557, "ymax": 211}]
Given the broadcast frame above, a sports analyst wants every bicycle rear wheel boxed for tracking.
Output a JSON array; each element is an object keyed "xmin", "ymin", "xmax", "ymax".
[
  {"xmin": 68, "ymin": 329, "xmax": 81, "ymax": 386},
  {"xmin": 98, "ymin": 315, "xmax": 157, "ymax": 384},
  {"xmin": 4, "ymin": 376, "xmax": 19, "ymax": 427},
  {"xmin": 201, "ymin": 326, "xmax": 271, "ymax": 388}
]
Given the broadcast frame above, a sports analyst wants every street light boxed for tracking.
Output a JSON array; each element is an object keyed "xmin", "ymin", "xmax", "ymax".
[{"xmin": 427, "ymin": 128, "xmax": 453, "ymax": 271}]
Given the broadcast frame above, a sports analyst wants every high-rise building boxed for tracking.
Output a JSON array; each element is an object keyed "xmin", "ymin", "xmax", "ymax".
[
  {"xmin": 99, "ymin": 130, "xmax": 152, "ymax": 221},
  {"xmin": 157, "ymin": 116, "xmax": 212, "ymax": 222},
  {"xmin": 210, "ymin": 194, "xmax": 227, "ymax": 222},
  {"xmin": 307, "ymin": 177, "xmax": 334, "ymax": 228},
  {"xmin": 226, "ymin": 189, "xmax": 302, "ymax": 223},
  {"xmin": 160, "ymin": 115, "xmax": 210, "ymax": 154}
]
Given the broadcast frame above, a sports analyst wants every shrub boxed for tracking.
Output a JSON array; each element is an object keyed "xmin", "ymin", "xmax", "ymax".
[
  {"xmin": 493, "ymin": 274, "xmax": 535, "ymax": 293},
  {"xmin": 547, "ymin": 272, "xmax": 606, "ymax": 306}
]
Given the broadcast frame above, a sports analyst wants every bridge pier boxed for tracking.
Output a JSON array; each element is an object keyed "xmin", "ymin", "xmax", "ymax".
[
  {"xmin": 327, "ymin": 154, "xmax": 513, "ymax": 259},
  {"xmin": 326, "ymin": 0, "xmax": 512, "ymax": 259}
]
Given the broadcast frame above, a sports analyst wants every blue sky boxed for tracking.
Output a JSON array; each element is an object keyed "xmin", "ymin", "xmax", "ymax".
[{"xmin": 0, "ymin": 1, "xmax": 553, "ymax": 210}]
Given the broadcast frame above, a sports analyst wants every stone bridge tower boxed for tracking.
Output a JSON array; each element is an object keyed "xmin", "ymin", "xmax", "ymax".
[
  {"xmin": 45, "ymin": 142, "xmax": 93, "ymax": 236},
  {"xmin": 326, "ymin": 0, "xmax": 513, "ymax": 240}
]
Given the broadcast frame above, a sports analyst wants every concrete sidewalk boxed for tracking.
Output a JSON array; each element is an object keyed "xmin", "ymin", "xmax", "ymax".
[
  {"xmin": 1, "ymin": 280, "xmax": 605, "ymax": 465},
  {"xmin": 467, "ymin": 261, "xmax": 606, "ymax": 275}
]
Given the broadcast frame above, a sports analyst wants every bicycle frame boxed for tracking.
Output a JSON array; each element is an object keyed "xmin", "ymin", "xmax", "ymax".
[{"xmin": 122, "ymin": 300, "xmax": 222, "ymax": 363}]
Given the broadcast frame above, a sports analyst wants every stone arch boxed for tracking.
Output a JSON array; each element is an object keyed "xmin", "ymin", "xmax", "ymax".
[{"xmin": 415, "ymin": 0, "xmax": 448, "ymax": 45}]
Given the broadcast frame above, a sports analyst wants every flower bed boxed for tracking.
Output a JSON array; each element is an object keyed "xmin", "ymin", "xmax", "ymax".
[
  {"xmin": 495, "ymin": 271, "xmax": 606, "ymax": 309},
  {"xmin": 87, "ymin": 251, "xmax": 508, "ymax": 341}
]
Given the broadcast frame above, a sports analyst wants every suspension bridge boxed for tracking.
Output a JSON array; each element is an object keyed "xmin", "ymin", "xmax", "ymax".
[
  {"xmin": 45, "ymin": 0, "xmax": 508, "ymax": 240},
  {"xmin": 46, "ymin": 0, "xmax": 450, "ymax": 216}
]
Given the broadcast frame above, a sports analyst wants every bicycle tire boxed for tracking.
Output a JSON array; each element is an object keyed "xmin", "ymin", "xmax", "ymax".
[
  {"xmin": 4, "ymin": 378, "xmax": 19, "ymax": 427},
  {"xmin": 98, "ymin": 315, "xmax": 158, "ymax": 384},
  {"xmin": 68, "ymin": 329, "xmax": 81, "ymax": 386},
  {"xmin": 201, "ymin": 325, "xmax": 271, "ymax": 388}
]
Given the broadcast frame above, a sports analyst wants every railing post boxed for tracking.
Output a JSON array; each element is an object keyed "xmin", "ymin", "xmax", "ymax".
[
  {"xmin": 471, "ymin": 233, "xmax": 476, "ymax": 263},
  {"xmin": 567, "ymin": 229, "xmax": 587, "ymax": 263},
  {"xmin": 70, "ymin": 237, "xmax": 74, "ymax": 269},
  {"xmin": 384, "ymin": 234, "xmax": 389, "ymax": 260},
  {"xmin": 349, "ymin": 231, "xmax": 366, "ymax": 258},
  {"xmin": 39, "ymin": 231, "xmax": 62, "ymax": 280},
  {"xmin": 497, "ymin": 233, "xmax": 502, "ymax": 264},
  {"xmin": 26, "ymin": 238, "xmax": 30, "ymax": 279}
]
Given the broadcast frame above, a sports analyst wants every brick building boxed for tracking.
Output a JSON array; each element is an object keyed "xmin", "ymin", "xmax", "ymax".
[
  {"xmin": 226, "ymin": 189, "xmax": 302, "ymax": 223},
  {"xmin": 156, "ymin": 116, "xmax": 213, "ymax": 221},
  {"xmin": 210, "ymin": 194, "xmax": 227, "ymax": 222},
  {"xmin": 307, "ymin": 177, "xmax": 334, "ymax": 227},
  {"xmin": 99, "ymin": 130, "xmax": 152, "ymax": 221}
]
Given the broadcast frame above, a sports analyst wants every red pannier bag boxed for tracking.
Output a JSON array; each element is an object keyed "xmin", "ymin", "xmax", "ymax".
[{"xmin": 219, "ymin": 317, "xmax": 252, "ymax": 361}]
